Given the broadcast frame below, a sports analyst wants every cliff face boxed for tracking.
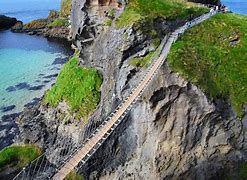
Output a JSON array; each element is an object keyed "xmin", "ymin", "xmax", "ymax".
[
  {"xmin": 70, "ymin": 0, "xmax": 247, "ymax": 179},
  {"xmin": 17, "ymin": 0, "xmax": 247, "ymax": 179}
]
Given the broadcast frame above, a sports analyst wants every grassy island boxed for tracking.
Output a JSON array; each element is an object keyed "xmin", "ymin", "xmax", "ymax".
[
  {"xmin": 0, "ymin": 145, "xmax": 41, "ymax": 172},
  {"xmin": 167, "ymin": 13, "xmax": 247, "ymax": 117},
  {"xmin": 44, "ymin": 56, "xmax": 103, "ymax": 119}
]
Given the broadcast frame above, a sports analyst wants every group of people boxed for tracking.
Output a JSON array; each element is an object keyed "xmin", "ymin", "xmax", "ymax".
[{"xmin": 210, "ymin": 5, "xmax": 229, "ymax": 15}]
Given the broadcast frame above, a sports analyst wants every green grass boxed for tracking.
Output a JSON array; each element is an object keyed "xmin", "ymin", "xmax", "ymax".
[
  {"xmin": 116, "ymin": 0, "xmax": 208, "ymax": 28},
  {"xmin": 60, "ymin": 0, "xmax": 71, "ymax": 17},
  {"xmin": 130, "ymin": 51, "xmax": 156, "ymax": 68},
  {"xmin": 48, "ymin": 18, "xmax": 68, "ymax": 27},
  {"xmin": 44, "ymin": 56, "xmax": 103, "ymax": 119},
  {"xmin": 104, "ymin": 19, "xmax": 113, "ymax": 26},
  {"xmin": 130, "ymin": 47, "xmax": 163, "ymax": 68},
  {"xmin": 0, "ymin": 145, "xmax": 41, "ymax": 171},
  {"xmin": 167, "ymin": 13, "xmax": 247, "ymax": 117},
  {"xmin": 24, "ymin": 19, "xmax": 47, "ymax": 29},
  {"xmin": 109, "ymin": 8, "xmax": 116, "ymax": 17},
  {"xmin": 239, "ymin": 162, "xmax": 247, "ymax": 179},
  {"xmin": 65, "ymin": 171, "xmax": 84, "ymax": 180}
]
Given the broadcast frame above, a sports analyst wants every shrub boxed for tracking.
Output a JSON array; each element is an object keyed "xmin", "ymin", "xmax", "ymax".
[
  {"xmin": 48, "ymin": 18, "xmax": 68, "ymax": 27},
  {"xmin": 48, "ymin": 10, "xmax": 60, "ymax": 20},
  {"xmin": 24, "ymin": 19, "xmax": 47, "ymax": 29},
  {"xmin": 104, "ymin": 19, "xmax": 113, "ymax": 26},
  {"xmin": 0, "ymin": 145, "xmax": 41, "ymax": 171},
  {"xmin": 129, "ymin": 51, "xmax": 156, "ymax": 68},
  {"xmin": 65, "ymin": 171, "xmax": 84, "ymax": 180},
  {"xmin": 60, "ymin": 0, "xmax": 72, "ymax": 18}
]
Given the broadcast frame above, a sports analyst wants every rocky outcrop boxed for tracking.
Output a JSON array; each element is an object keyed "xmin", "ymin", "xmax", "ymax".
[
  {"xmin": 12, "ymin": 23, "xmax": 70, "ymax": 40},
  {"xmin": 11, "ymin": 11, "xmax": 70, "ymax": 40},
  {"xmin": 0, "ymin": 15, "xmax": 18, "ymax": 30}
]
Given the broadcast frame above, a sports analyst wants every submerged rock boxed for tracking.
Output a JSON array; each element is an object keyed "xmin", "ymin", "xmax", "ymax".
[
  {"xmin": 24, "ymin": 97, "xmax": 41, "ymax": 108},
  {"xmin": 28, "ymin": 85, "xmax": 45, "ymax": 91},
  {"xmin": 0, "ymin": 113, "xmax": 20, "ymax": 150},
  {"xmin": 0, "ymin": 105, "xmax": 16, "ymax": 113},
  {"xmin": 52, "ymin": 57, "xmax": 68, "ymax": 65},
  {"xmin": 43, "ymin": 73, "xmax": 58, "ymax": 79}
]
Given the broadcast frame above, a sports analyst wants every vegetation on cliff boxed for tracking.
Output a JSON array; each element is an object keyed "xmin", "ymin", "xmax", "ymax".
[
  {"xmin": 60, "ymin": 0, "xmax": 71, "ymax": 18},
  {"xmin": 44, "ymin": 55, "xmax": 103, "ymax": 119},
  {"xmin": 24, "ymin": 19, "xmax": 48, "ymax": 29},
  {"xmin": 65, "ymin": 171, "xmax": 84, "ymax": 180},
  {"xmin": 116, "ymin": 0, "xmax": 208, "ymax": 28},
  {"xmin": 167, "ymin": 13, "xmax": 247, "ymax": 117},
  {"xmin": 0, "ymin": 145, "xmax": 41, "ymax": 171},
  {"xmin": 47, "ymin": 18, "xmax": 68, "ymax": 27}
]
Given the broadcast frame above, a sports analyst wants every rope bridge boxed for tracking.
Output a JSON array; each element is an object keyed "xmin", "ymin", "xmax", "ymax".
[{"xmin": 13, "ymin": 10, "xmax": 217, "ymax": 180}]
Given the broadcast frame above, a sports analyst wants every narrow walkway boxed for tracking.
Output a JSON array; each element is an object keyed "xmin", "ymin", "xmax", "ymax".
[{"xmin": 52, "ymin": 11, "xmax": 217, "ymax": 180}]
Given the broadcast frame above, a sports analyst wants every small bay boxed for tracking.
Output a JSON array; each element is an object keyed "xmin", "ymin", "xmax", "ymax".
[{"xmin": 0, "ymin": 0, "xmax": 71, "ymax": 149}]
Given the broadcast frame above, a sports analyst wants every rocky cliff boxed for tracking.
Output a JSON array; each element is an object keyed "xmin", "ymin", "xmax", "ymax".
[{"xmin": 16, "ymin": 0, "xmax": 247, "ymax": 179}]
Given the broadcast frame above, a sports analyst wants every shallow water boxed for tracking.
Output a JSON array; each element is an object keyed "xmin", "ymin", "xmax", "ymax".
[
  {"xmin": 0, "ymin": 0, "xmax": 71, "ymax": 119},
  {"xmin": 0, "ymin": 0, "xmax": 71, "ymax": 149},
  {"xmin": 0, "ymin": 31, "xmax": 71, "ymax": 118}
]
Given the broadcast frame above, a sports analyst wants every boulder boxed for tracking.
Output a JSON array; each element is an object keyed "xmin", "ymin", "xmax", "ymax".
[
  {"xmin": 0, "ymin": 15, "xmax": 17, "ymax": 30},
  {"xmin": 11, "ymin": 21, "xmax": 23, "ymax": 32}
]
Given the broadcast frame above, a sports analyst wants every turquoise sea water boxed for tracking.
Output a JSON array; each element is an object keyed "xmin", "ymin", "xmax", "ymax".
[
  {"xmin": 0, "ymin": 31, "xmax": 70, "ymax": 118},
  {"xmin": 0, "ymin": 0, "xmax": 72, "ymax": 119},
  {"xmin": 0, "ymin": 0, "xmax": 71, "ymax": 149}
]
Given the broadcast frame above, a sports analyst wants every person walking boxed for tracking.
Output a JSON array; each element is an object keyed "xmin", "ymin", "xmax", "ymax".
[{"xmin": 210, "ymin": 8, "xmax": 214, "ymax": 15}]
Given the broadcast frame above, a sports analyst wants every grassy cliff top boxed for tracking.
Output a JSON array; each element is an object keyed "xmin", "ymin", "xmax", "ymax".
[
  {"xmin": 167, "ymin": 13, "xmax": 247, "ymax": 117},
  {"xmin": 0, "ymin": 145, "xmax": 41, "ymax": 172},
  {"xmin": 44, "ymin": 56, "xmax": 103, "ymax": 119},
  {"xmin": 116, "ymin": 0, "xmax": 208, "ymax": 28}
]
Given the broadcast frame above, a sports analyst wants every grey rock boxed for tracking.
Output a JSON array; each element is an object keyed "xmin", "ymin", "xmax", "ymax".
[
  {"xmin": 0, "ymin": 105, "xmax": 16, "ymax": 113},
  {"xmin": 0, "ymin": 15, "xmax": 17, "ymax": 30}
]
